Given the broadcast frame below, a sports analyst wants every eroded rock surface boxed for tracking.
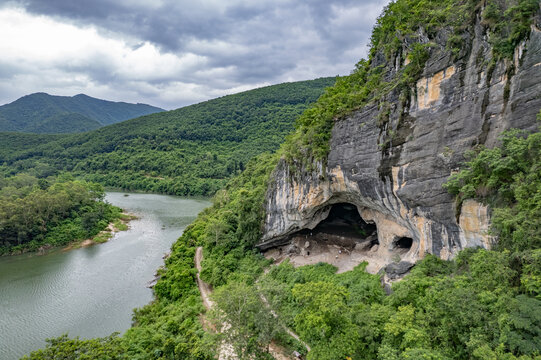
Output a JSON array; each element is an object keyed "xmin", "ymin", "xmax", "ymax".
[{"xmin": 258, "ymin": 20, "xmax": 541, "ymax": 272}]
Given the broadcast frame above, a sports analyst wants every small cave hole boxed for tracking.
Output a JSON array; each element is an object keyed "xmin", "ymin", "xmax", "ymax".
[{"xmin": 393, "ymin": 237, "xmax": 413, "ymax": 254}]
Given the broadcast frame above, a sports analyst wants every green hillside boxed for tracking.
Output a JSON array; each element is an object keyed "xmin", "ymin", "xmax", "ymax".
[
  {"xmin": 0, "ymin": 133, "xmax": 61, "ymax": 160},
  {"xmin": 23, "ymin": 113, "xmax": 102, "ymax": 133},
  {"xmin": 0, "ymin": 77, "xmax": 336, "ymax": 196},
  {"xmin": 0, "ymin": 92, "xmax": 164, "ymax": 134}
]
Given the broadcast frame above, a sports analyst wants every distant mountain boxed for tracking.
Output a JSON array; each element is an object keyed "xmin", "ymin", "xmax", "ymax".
[
  {"xmin": 0, "ymin": 77, "xmax": 337, "ymax": 195},
  {"xmin": 0, "ymin": 93, "xmax": 164, "ymax": 134}
]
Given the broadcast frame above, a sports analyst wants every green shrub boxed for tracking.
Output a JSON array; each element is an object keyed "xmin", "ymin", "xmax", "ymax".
[{"xmin": 444, "ymin": 126, "xmax": 541, "ymax": 252}]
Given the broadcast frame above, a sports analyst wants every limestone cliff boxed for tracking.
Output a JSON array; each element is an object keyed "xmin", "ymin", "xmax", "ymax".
[{"xmin": 258, "ymin": 11, "xmax": 541, "ymax": 272}]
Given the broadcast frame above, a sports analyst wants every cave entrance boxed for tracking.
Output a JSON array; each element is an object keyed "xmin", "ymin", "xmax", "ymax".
[
  {"xmin": 294, "ymin": 203, "xmax": 378, "ymax": 250},
  {"xmin": 393, "ymin": 236, "xmax": 413, "ymax": 254}
]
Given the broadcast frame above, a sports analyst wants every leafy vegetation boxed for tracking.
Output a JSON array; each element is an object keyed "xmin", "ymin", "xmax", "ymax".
[
  {"xmin": 0, "ymin": 133, "xmax": 61, "ymax": 161},
  {"xmin": 482, "ymin": 0, "xmax": 540, "ymax": 59},
  {"xmin": 0, "ymin": 174, "xmax": 123, "ymax": 255},
  {"xmin": 121, "ymin": 241, "xmax": 215, "ymax": 360},
  {"xmin": 21, "ymin": 113, "xmax": 102, "ymax": 134},
  {"xmin": 370, "ymin": 0, "xmax": 539, "ymax": 62},
  {"xmin": 444, "ymin": 123, "xmax": 541, "ymax": 252},
  {"xmin": 211, "ymin": 281, "xmax": 279, "ymax": 358},
  {"xmin": 21, "ymin": 334, "xmax": 127, "ymax": 360},
  {"xmin": 196, "ymin": 153, "xmax": 278, "ymax": 287},
  {"xmin": 258, "ymin": 250, "xmax": 541, "ymax": 360},
  {"xmin": 0, "ymin": 92, "xmax": 164, "ymax": 134},
  {"xmin": 0, "ymin": 78, "xmax": 335, "ymax": 196}
]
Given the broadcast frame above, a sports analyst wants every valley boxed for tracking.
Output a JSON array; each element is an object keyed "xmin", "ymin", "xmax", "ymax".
[
  {"xmin": 0, "ymin": 78, "xmax": 335, "ymax": 196},
  {"xmin": 1, "ymin": 0, "xmax": 540, "ymax": 359}
]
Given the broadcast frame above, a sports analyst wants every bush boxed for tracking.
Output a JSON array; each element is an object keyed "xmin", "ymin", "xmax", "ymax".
[{"xmin": 444, "ymin": 126, "xmax": 541, "ymax": 252}]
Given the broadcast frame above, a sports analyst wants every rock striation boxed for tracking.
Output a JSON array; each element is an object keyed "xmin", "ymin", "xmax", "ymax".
[{"xmin": 258, "ymin": 16, "xmax": 541, "ymax": 271}]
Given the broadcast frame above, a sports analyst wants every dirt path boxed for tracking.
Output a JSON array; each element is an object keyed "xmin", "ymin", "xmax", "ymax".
[
  {"xmin": 195, "ymin": 247, "xmax": 296, "ymax": 360},
  {"xmin": 195, "ymin": 246, "xmax": 214, "ymax": 310},
  {"xmin": 195, "ymin": 247, "xmax": 235, "ymax": 359}
]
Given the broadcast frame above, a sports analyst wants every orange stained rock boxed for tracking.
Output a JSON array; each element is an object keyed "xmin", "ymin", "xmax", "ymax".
[{"xmin": 417, "ymin": 66, "xmax": 456, "ymax": 110}]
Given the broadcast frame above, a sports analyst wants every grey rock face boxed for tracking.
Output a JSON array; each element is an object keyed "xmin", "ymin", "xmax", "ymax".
[
  {"xmin": 385, "ymin": 262, "xmax": 415, "ymax": 280},
  {"xmin": 258, "ymin": 20, "xmax": 541, "ymax": 270}
]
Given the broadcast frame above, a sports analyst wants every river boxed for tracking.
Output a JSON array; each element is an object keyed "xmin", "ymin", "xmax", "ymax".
[{"xmin": 0, "ymin": 192, "xmax": 210, "ymax": 360}]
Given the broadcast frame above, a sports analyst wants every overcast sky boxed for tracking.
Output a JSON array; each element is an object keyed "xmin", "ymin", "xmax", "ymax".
[{"xmin": 0, "ymin": 0, "xmax": 389, "ymax": 110}]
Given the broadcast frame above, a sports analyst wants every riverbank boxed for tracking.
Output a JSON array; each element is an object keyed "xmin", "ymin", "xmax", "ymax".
[
  {"xmin": 0, "ymin": 211, "xmax": 136, "ymax": 257},
  {"xmin": 61, "ymin": 212, "xmax": 137, "ymax": 252},
  {"xmin": 104, "ymin": 187, "xmax": 212, "ymax": 201},
  {"xmin": 0, "ymin": 192, "xmax": 212, "ymax": 360}
]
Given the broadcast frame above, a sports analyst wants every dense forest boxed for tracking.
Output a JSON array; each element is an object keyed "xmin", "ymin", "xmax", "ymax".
[
  {"xmin": 0, "ymin": 78, "xmax": 335, "ymax": 196},
  {"xmin": 24, "ymin": 123, "xmax": 541, "ymax": 360},
  {"xmin": 0, "ymin": 92, "xmax": 164, "ymax": 134},
  {"xmin": 20, "ymin": 0, "xmax": 541, "ymax": 359},
  {"xmin": 0, "ymin": 174, "xmax": 125, "ymax": 255}
]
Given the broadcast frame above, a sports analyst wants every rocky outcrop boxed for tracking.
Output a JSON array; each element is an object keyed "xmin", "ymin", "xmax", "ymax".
[
  {"xmin": 258, "ymin": 17, "xmax": 541, "ymax": 270},
  {"xmin": 384, "ymin": 261, "xmax": 415, "ymax": 280}
]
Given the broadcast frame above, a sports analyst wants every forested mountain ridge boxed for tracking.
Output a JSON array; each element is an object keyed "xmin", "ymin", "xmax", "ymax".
[
  {"xmin": 0, "ymin": 92, "xmax": 164, "ymax": 134},
  {"xmin": 0, "ymin": 77, "xmax": 336, "ymax": 196}
]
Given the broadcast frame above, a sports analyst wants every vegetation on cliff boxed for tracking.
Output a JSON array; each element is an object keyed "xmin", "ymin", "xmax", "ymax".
[
  {"xmin": 0, "ymin": 174, "xmax": 124, "ymax": 255},
  {"xmin": 444, "ymin": 121, "xmax": 541, "ymax": 252},
  {"xmin": 284, "ymin": 0, "xmax": 539, "ymax": 165}
]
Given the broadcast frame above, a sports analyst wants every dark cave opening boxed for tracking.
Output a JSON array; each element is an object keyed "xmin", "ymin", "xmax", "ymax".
[
  {"xmin": 393, "ymin": 236, "xmax": 413, "ymax": 253},
  {"xmin": 292, "ymin": 203, "xmax": 378, "ymax": 249}
]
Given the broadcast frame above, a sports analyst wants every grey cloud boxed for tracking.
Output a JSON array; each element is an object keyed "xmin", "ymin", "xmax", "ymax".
[
  {"xmin": 1, "ymin": 0, "xmax": 389, "ymax": 109},
  {"xmin": 12, "ymin": 0, "xmax": 386, "ymax": 53},
  {"xmin": 12, "ymin": 0, "xmax": 232, "ymax": 50}
]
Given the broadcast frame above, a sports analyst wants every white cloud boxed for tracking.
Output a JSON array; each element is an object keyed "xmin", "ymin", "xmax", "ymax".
[
  {"xmin": 0, "ymin": 1, "xmax": 390, "ymax": 110},
  {"xmin": 0, "ymin": 7, "xmax": 215, "ymax": 108}
]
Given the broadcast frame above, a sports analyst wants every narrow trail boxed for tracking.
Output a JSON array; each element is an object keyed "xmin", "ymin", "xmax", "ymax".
[
  {"xmin": 194, "ymin": 247, "xmax": 295, "ymax": 360},
  {"xmin": 195, "ymin": 246, "xmax": 214, "ymax": 310},
  {"xmin": 195, "ymin": 247, "xmax": 235, "ymax": 359}
]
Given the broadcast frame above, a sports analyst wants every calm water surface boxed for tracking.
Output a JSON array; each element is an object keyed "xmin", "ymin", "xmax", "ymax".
[{"xmin": 0, "ymin": 192, "xmax": 210, "ymax": 360}]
